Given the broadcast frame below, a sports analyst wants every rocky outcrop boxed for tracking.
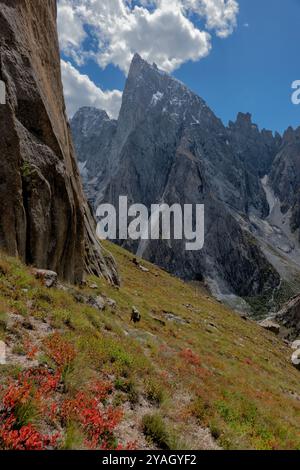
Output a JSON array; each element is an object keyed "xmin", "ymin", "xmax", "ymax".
[
  {"xmin": 268, "ymin": 127, "xmax": 300, "ymax": 237},
  {"xmin": 228, "ymin": 112, "xmax": 281, "ymax": 178},
  {"xmin": 0, "ymin": 0, "xmax": 118, "ymax": 284},
  {"xmin": 259, "ymin": 319, "xmax": 281, "ymax": 335},
  {"xmin": 71, "ymin": 54, "xmax": 280, "ymax": 301},
  {"xmin": 33, "ymin": 269, "xmax": 58, "ymax": 288},
  {"xmin": 291, "ymin": 349, "xmax": 300, "ymax": 370},
  {"xmin": 275, "ymin": 294, "xmax": 300, "ymax": 340},
  {"xmin": 0, "ymin": 340, "xmax": 6, "ymax": 365}
]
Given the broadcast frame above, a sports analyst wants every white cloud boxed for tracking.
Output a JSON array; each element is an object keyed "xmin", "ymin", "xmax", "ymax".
[
  {"xmin": 57, "ymin": 3, "xmax": 87, "ymax": 64},
  {"xmin": 57, "ymin": 0, "xmax": 239, "ymax": 73},
  {"xmin": 57, "ymin": 0, "xmax": 238, "ymax": 117},
  {"xmin": 61, "ymin": 60, "xmax": 122, "ymax": 119},
  {"xmin": 183, "ymin": 0, "xmax": 239, "ymax": 38}
]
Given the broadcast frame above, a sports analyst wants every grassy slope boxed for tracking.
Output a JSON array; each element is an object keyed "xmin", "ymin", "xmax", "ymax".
[{"xmin": 0, "ymin": 241, "xmax": 300, "ymax": 450}]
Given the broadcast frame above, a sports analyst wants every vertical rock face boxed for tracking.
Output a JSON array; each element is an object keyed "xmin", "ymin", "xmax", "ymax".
[
  {"xmin": 0, "ymin": 0, "xmax": 118, "ymax": 284},
  {"xmin": 269, "ymin": 127, "xmax": 300, "ymax": 233},
  {"xmin": 228, "ymin": 112, "xmax": 282, "ymax": 177},
  {"xmin": 70, "ymin": 107, "xmax": 117, "ymax": 206}
]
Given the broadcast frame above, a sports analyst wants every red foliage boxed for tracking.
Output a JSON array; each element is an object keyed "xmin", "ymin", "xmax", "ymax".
[
  {"xmin": 89, "ymin": 380, "xmax": 112, "ymax": 401},
  {"xmin": 0, "ymin": 333, "xmax": 127, "ymax": 451},
  {"xmin": 23, "ymin": 368, "xmax": 61, "ymax": 397},
  {"xmin": 179, "ymin": 348, "xmax": 212, "ymax": 379},
  {"xmin": 2, "ymin": 380, "xmax": 31, "ymax": 409},
  {"xmin": 60, "ymin": 387, "xmax": 122, "ymax": 449},
  {"xmin": 116, "ymin": 441, "xmax": 138, "ymax": 450},
  {"xmin": 24, "ymin": 339, "xmax": 38, "ymax": 360},
  {"xmin": 0, "ymin": 374, "xmax": 60, "ymax": 450},
  {"xmin": 180, "ymin": 348, "xmax": 201, "ymax": 366},
  {"xmin": 0, "ymin": 417, "xmax": 59, "ymax": 450},
  {"xmin": 43, "ymin": 333, "xmax": 76, "ymax": 368}
]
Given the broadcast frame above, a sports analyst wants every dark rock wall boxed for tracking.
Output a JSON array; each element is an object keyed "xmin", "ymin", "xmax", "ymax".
[{"xmin": 0, "ymin": 0, "xmax": 118, "ymax": 284}]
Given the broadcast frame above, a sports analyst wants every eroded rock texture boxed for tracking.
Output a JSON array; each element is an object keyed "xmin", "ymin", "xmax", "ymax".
[{"xmin": 0, "ymin": 0, "xmax": 118, "ymax": 284}]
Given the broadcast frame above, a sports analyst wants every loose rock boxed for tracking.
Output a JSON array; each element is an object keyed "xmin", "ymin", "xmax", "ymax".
[
  {"xmin": 33, "ymin": 269, "xmax": 58, "ymax": 288},
  {"xmin": 131, "ymin": 307, "xmax": 141, "ymax": 324},
  {"xmin": 259, "ymin": 319, "xmax": 281, "ymax": 335},
  {"xmin": 106, "ymin": 298, "xmax": 117, "ymax": 309},
  {"xmin": 291, "ymin": 349, "xmax": 300, "ymax": 370},
  {"xmin": 0, "ymin": 341, "xmax": 6, "ymax": 365},
  {"xmin": 139, "ymin": 266, "xmax": 149, "ymax": 273},
  {"xmin": 291, "ymin": 340, "xmax": 300, "ymax": 350},
  {"xmin": 92, "ymin": 296, "xmax": 106, "ymax": 311}
]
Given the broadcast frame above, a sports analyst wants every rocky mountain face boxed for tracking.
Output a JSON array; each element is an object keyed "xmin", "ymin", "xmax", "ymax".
[
  {"xmin": 71, "ymin": 54, "xmax": 300, "ymax": 309},
  {"xmin": 269, "ymin": 128, "xmax": 300, "ymax": 235},
  {"xmin": 227, "ymin": 112, "xmax": 282, "ymax": 178},
  {"xmin": 0, "ymin": 0, "xmax": 118, "ymax": 284}
]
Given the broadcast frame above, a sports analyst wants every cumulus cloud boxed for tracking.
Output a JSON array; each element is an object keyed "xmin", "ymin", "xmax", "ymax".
[
  {"xmin": 183, "ymin": 0, "xmax": 239, "ymax": 38},
  {"xmin": 61, "ymin": 60, "xmax": 122, "ymax": 119},
  {"xmin": 57, "ymin": 0, "xmax": 239, "ymax": 73},
  {"xmin": 57, "ymin": 3, "xmax": 87, "ymax": 64},
  {"xmin": 58, "ymin": 0, "xmax": 238, "ymax": 117}
]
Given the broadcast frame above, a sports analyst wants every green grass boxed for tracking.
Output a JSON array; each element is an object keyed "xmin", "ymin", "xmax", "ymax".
[
  {"xmin": 0, "ymin": 244, "xmax": 300, "ymax": 449},
  {"xmin": 142, "ymin": 413, "xmax": 173, "ymax": 449}
]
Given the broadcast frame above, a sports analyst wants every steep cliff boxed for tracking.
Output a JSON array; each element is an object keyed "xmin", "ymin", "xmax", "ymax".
[{"xmin": 0, "ymin": 0, "xmax": 118, "ymax": 284}]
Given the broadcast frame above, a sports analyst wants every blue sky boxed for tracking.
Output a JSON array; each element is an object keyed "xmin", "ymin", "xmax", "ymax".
[
  {"xmin": 175, "ymin": 0, "xmax": 300, "ymax": 133},
  {"xmin": 59, "ymin": 0, "xmax": 300, "ymax": 133}
]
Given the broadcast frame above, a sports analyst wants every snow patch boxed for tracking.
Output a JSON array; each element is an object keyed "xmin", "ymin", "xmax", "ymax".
[
  {"xmin": 261, "ymin": 175, "xmax": 277, "ymax": 215},
  {"xmin": 151, "ymin": 91, "xmax": 164, "ymax": 106}
]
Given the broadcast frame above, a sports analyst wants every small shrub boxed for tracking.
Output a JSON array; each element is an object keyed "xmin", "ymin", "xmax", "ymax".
[
  {"xmin": 191, "ymin": 396, "xmax": 210, "ymax": 422},
  {"xmin": 62, "ymin": 422, "xmax": 85, "ymax": 450},
  {"xmin": 115, "ymin": 378, "xmax": 139, "ymax": 404},
  {"xmin": 0, "ymin": 311, "xmax": 7, "ymax": 331},
  {"xmin": 0, "ymin": 418, "xmax": 59, "ymax": 450},
  {"xmin": 0, "ymin": 373, "xmax": 59, "ymax": 450},
  {"xmin": 61, "ymin": 389, "xmax": 122, "ymax": 449},
  {"xmin": 145, "ymin": 379, "xmax": 165, "ymax": 406},
  {"xmin": 12, "ymin": 344, "xmax": 26, "ymax": 356},
  {"xmin": 142, "ymin": 413, "xmax": 171, "ymax": 449},
  {"xmin": 180, "ymin": 348, "xmax": 201, "ymax": 366},
  {"xmin": 209, "ymin": 419, "xmax": 222, "ymax": 440},
  {"xmin": 43, "ymin": 333, "xmax": 76, "ymax": 369}
]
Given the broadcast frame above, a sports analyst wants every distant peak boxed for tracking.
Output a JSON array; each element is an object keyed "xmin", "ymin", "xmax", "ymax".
[
  {"xmin": 72, "ymin": 107, "xmax": 110, "ymax": 122},
  {"xmin": 132, "ymin": 52, "xmax": 143, "ymax": 63},
  {"xmin": 130, "ymin": 53, "xmax": 149, "ymax": 71},
  {"xmin": 236, "ymin": 112, "xmax": 252, "ymax": 126},
  {"xmin": 282, "ymin": 125, "xmax": 300, "ymax": 143}
]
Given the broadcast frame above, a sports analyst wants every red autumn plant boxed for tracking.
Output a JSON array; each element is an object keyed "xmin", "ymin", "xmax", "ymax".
[
  {"xmin": 179, "ymin": 348, "xmax": 213, "ymax": 379},
  {"xmin": 24, "ymin": 339, "xmax": 38, "ymax": 360},
  {"xmin": 23, "ymin": 367, "xmax": 61, "ymax": 399},
  {"xmin": 180, "ymin": 348, "xmax": 201, "ymax": 366},
  {"xmin": 43, "ymin": 333, "xmax": 76, "ymax": 369},
  {"xmin": 0, "ymin": 333, "xmax": 128, "ymax": 450},
  {"xmin": 0, "ymin": 375, "xmax": 60, "ymax": 450},
  {"xmin": 60, "ymin": 385, "xmax": 123, "ymax": 449},
  {"xmin": 2, "ymin": 379, "xmax": 31, "ymax": 409},
  {"xmin": 0, "ymin": 418, "xmax": 59, "ymax": 450}
]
